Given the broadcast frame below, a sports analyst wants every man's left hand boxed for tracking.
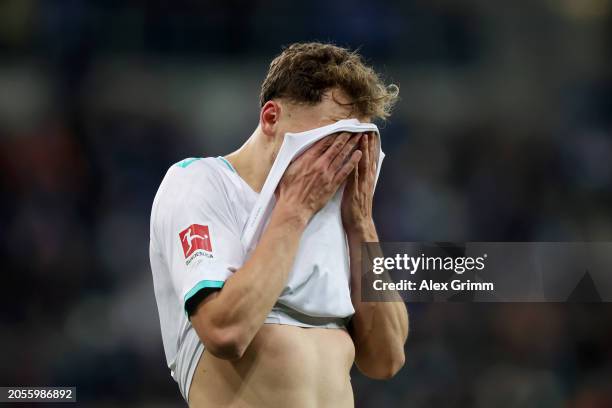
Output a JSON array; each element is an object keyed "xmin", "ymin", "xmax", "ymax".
[{"xmin": 341, "ymin": 132, "xmax": 379, "ymax": 235}]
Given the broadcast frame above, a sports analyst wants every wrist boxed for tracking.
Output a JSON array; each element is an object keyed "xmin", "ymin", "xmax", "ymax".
[
  {"xmin": 273, "ymin": 201, "xmax": 311, "ymax": 229},
  {"xmin": 346, "ymin": 219, "xmax": 377, "ymax": 241}
]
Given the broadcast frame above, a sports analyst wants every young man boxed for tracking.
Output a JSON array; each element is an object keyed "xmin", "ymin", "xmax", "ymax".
[{"xmin": 149, "ymin": 42, "xmax": 409, "ymax": 407}]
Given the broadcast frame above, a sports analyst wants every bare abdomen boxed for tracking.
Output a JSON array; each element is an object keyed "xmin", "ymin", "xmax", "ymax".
[{"xmin": 189, "ymin": 324, "xmax": 355, "ymax": 408}]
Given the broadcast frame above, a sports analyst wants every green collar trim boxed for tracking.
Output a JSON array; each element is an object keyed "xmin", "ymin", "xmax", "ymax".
[{"xmin": 217, "ymin": 156, "xmax": 236, "ymax": 173}]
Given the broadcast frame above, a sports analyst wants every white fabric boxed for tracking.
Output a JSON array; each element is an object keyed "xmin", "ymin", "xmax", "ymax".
[{"xmin": 242, "ymin": 119, "xmax": 384, "ymax": 319}]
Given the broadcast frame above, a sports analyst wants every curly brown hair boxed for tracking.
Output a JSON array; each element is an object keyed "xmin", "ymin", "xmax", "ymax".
[{"xmin": 260, "ymin": 42, "xmax": 398, "ymax": 120}]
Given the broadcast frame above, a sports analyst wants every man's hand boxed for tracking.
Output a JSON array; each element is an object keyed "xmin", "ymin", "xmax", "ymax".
[
  {"xmin": 341, "ymin": 132, "xmax": 379, "ymax": 235},
  {"xmin": 277, "ymin": 132, "xmax": 363, "ymax": 222}
]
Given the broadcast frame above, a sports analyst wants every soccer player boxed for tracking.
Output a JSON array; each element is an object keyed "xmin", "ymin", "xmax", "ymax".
[{"xmin": 149, "ymin": 42, "xmax": 409, "ymax": 407}]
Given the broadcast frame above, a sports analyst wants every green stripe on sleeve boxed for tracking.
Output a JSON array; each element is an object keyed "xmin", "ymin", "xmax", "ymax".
[
  {"xmin": 184, "ymin": 280, "xmax": 225, "ymax": 316},
  {"xmin": 184, "ymin": 280, "xmax": 225, "ymax": 304}
]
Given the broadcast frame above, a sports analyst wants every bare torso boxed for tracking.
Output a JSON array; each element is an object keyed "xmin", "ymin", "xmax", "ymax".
[{"xmin": 188, "ymin": 324, "xmax": 355, "ymax": 408}]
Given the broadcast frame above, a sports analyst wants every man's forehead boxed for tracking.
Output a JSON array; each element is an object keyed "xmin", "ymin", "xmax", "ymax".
[
  {"xmin": 322, "ymin": 89, "xmax": 370, "ymax": 123},
  {"xmin": 284, "ymin": 89, "xmax": 369, "ymax": 123},
  {"xmin": 319, "ymin": 90, "xmax": 355, "ymax": 118}
]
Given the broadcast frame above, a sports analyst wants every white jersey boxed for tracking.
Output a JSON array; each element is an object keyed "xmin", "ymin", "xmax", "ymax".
[{"xmin": 149, "ymin": 156, "xmax": 349, "ymax": 401}]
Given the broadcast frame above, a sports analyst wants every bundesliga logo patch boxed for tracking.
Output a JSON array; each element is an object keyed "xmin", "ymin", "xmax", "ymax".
[{"xmin": 179, "ymin": 224, "xmax": 212, "ymax": 258}]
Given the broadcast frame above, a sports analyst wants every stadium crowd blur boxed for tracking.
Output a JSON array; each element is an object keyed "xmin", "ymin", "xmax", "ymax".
[{"xmin": 1, "ymin": 0, "xmax": 611, "ymax": 406}]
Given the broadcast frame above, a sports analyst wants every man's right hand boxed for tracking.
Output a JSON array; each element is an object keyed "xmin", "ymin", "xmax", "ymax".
[{"xmin": 276, "ymin": 132, "xmax": 363, "ymax": 221}]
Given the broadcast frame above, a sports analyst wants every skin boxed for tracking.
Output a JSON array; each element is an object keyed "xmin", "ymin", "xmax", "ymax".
[{"xmin": 188, "ymin": 89, "xmax": 409, "ymax": 407}]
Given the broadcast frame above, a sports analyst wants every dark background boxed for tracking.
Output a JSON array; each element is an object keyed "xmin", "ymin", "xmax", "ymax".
[{"xmin": 1, "ymin": 0, "xmax": 611, "ymax": 406}]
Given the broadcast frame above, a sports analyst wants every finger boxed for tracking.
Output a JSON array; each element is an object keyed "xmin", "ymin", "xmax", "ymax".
[
  {"xmin": 352, "ymin": 162, "xmax": 360, "ymax": 187},
  {"xmin": 330, "ymin": 133, "xmax": 362, "ymax": 171},
  {"xmin": 368, "ymin": 131, "xmax": 379, "ymax": 149},
  {"xmin": 305, "ymin": 134, "xmax": 336, "ymax": 157},
  {"xmin": 333, "ymin": 150, "xmax": 363, "ymax": 185},
  {"xmin": 359, "ymin": 133, "xmax": 369, "ymax": 174},
  {"xmin": 319, "ymin": 132, "xmax": 353, "ymax": 164},
  {"xmin": 370, "ymin": 132, "xmax": 379, "ymax": 164}
]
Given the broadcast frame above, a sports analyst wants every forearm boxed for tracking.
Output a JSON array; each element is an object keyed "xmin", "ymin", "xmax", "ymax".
[
  {"xmin": 199, "ymin": 203, "xmax": 308, "ymax": 351},
  {"xmin": 348, "ymin": 222, "xmax": 409, "ymax": 379}
]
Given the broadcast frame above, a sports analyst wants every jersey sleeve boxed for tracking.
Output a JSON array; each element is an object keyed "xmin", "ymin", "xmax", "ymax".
[{"xmin": 152, "ymin": 163, "xmax": 245, "ymax": 315}]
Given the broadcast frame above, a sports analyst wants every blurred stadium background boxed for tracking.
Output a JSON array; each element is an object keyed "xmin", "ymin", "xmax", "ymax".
[{"xmin": 1, "ymin": 0, "xmax": 611, "ymax": 406}]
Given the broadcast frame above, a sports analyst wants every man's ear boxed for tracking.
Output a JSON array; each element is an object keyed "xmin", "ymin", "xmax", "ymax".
[{"xmin": 260, "ymin": 101, "xmax": 281, "ymax": 137}]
